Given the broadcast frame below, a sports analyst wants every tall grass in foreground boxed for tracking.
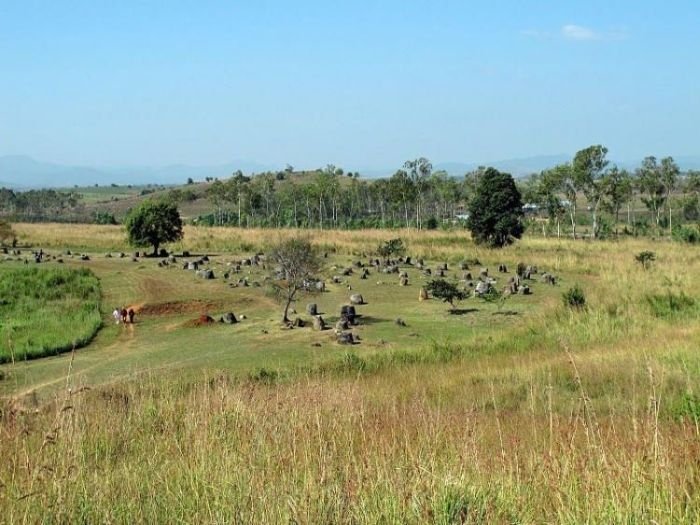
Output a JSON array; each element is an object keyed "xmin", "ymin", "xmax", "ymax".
[
  {"xmin": 0, "ymin": 267, "xmax": 102, "ymax": 362},
  {"xmin": 2, "ymin": 347, "xmax": 700, "ymax": 524}
]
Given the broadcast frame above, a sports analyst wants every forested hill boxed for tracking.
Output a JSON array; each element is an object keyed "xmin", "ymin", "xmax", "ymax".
[{"xmin": 2, "ymin": 151, "xmax": 700, "ymax": 235}]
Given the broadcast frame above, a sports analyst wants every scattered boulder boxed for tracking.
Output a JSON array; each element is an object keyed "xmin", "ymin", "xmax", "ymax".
[
  {"xmin": 463, "ymin": 272, "xmax": 472, "ymax": 281},
  {"xmin": 187, "ymin": 261, "xmax": 199, "ymax": 271},
  {"xmin": 518, "ymin": 285, "xmax": 531, "ymax": 295},
  {"xmin": 313, "ymin": 315, "xmax": 326, "ymax": 331},
  {"xmin": 340, "ymin": 305, "xmax": 357, "ymax": 324},
  {"xmin": 80, "ymin": 254, "xmax": 90, "ymax": 261},
  {"xmin": 498, "ymin": 264, "xmax": 508, "ymax": 273},
  {"xmin": 504, "ymin": 277, "xmax": 518, "ymax": 295},
  {"xmin": 306, "ymin": 303, "xmax": 318, "ymax": 316},
  {"xmin": 335, "ymin": 318, "xmax": 349, "ymax": 331},
  {"xmin": 460, "ymin": 261, "xmax": 469, "ymax": 271},
  {"xmin": 360, "ymin": 268, "xmax": 370, "ymax": 280},
  {"xmin": 341, "ymin": 267, "xmax": 353, "ymax": 276},
  {"xmin": 395, "ymin": 318, "xmax": 407, "ymax": 327},
  {"xmin": 221, "ymin": 312, "xmax": 238, "ymax": 324},
  {"xmin": 400, "ymin": 275, "xmax": 409, "ymax": 286},
  {"xmin": 292, "ymin": 317, "xmax": 305, "ymax": 328},
  {"xmin": 197, "ymin": 269, "xmax": 215, "ymax": 279},
  {"xmin": 337, "ymin": 332, "xmax": 354, "ymax": 345},
  {"xmin": 541, "ymin": 273, "xmax": 556, "ymax": 285},
  {"xmin": 350, "ymin": 294, "xmax": 364, "ymax": 305},
  {"xmin": 475, "ymin": 281, "xmax": 491, "ymax": 296},
  {"xmin": 479, "ymin": 268, "xmax": 488, "ymax": 279},
  {"xmin": 419, "ymin": 287, "xmax": 428, "ymax": 301}
]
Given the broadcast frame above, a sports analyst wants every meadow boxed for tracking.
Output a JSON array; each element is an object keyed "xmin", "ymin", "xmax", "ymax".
[
  {"xmin": 0, "ymin": 266, "xmax": 102, "ymax": 363},
  {"xmin": 1, "ymin": 224, "xmax": 700, "ymax": 523}
]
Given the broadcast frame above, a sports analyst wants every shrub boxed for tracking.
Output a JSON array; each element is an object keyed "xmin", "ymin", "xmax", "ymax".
[
  {"xmin": 645, "ymin": 291, "xmax": 695, "ymax": 318},
  {"xmin": 247, "ymin": 367, "xmax": 278, "ymax": 384},
  {"xmin": 563, "ymin": 285, "xmax": 586, "ymax": 309},
  {"xmin": 674, "ymin": 225, "xmax": 700, "ymax": 244},
  {"xmin": 634, "ymin": 251, "xmax": 656, "ymax": 270}
]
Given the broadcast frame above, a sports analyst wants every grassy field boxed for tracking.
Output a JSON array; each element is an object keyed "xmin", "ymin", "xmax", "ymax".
[
  {"xmin": 1, "ymin": 224, "xmax": 700, "ymax": 522},
  {"xmin": 0, "ymin": 266, "xmax": 102, "ymax": 363}
]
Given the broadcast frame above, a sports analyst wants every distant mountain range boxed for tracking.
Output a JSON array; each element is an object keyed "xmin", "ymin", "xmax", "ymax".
[
  {"xmin": 2, "ymin": 154, "xmax": 700, "ymax": 189},
  {"xmin": 0, "ymin": 155, "xmax": 277, "ymax": 189}
]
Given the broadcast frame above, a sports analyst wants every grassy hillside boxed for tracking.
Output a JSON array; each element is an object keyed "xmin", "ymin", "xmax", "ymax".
[{"xmin": 1, "ymin": 226, "xmax": 700, "ymax": 522}]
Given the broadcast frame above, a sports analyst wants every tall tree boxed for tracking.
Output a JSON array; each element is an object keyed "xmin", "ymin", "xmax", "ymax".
[
  {"xmin": 637, "ymin": 156, "xmax": 665, "ymax": 226},
  {"xmin": 268, "ymin": 237, "xmax": 322, "ymax": 323},
  {"xmin": 389, "ymin": 170, "xmax": 416, "ymax": 229},
  {"xmin": 572, "ymin": 145, "xmax": 610, "ymax": 239},
  {"xmin": 466, "ymin": 167, "xmax": 524, "ymax": 247},
  {"xmin": 660, "ymin": 156, "xmax": 679, "ymax": 234},
  {"xmin": 603, "ymin": 167, "xmax": 632, "ymax": 237},
  {"xmin": 403, "ymin": 158, "xmax": 432, "ymax": 229},
  {"xmin": 125, "ymin": 200, "xmax": 184, "ymax": 256}
]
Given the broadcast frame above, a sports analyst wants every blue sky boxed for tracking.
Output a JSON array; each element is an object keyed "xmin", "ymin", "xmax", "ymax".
[{"xmin": 1, "ymin": 1, "xmax": 698, "ymax": 170}]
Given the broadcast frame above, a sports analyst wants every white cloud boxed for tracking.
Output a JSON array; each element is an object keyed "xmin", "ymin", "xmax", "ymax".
[
  {"xmin": 561, "ymin": 24, "xmax": 600, "ymax": 41},
  {"xmin": 522, "ymin": 25, "xmax": 628, "ymax": 42}
]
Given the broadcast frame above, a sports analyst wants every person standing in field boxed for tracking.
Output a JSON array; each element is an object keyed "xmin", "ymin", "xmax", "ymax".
[
  {"xmin": 113, "ymin": 308, "xmax": 121, "ymax": 324},
  {"xmin": 121, "ymin": 307, "xmax": 128, "ymax": 324},
  {"xmin": 128, "ymin": 308, "xmax": 135, "ymax": 324}
]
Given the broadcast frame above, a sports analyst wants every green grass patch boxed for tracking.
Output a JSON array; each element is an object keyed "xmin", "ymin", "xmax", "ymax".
[
  {"xmin": 0, "ymin": 266, "xmax": 102, "ymax": 362},
  {"xmin": 645, "ymin": 291, "xmax": 696, "ymax": 318}
]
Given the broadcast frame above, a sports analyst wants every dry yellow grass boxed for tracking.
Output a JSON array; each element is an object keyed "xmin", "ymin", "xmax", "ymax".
[{"xmin": 3, "ymin": 224, "xmax": 700, "ymax": 522}]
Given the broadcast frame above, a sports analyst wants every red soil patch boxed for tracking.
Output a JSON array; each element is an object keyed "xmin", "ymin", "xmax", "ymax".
[
  {"xmin": 139, "ymin": 300, "xmax": 223, "ymax": 316},
  {"xmin": 183, "ymin": 314, "xmax": 217, "ymax": 328}
]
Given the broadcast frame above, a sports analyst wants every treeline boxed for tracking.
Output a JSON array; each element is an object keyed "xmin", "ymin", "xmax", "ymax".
[
  {"xmin": 0, "ymin": 188, "xmax": 86, "ymax": 222},
  {"xmin": 520, "ymin": 146, "xmax": 700, "ymax": 239},
  {"xmin": 184, "ymin": 150, "xmax": 700, "ymax": 237}
]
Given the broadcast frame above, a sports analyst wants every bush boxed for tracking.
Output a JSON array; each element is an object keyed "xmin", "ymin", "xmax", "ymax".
[
  {"xmin": 673, "ymin": 225, "xmax": 700, "ymax": 244},
  {"xmin": 563, "ymin": 285, "xmax": 586, "ymax": 309},
  {"xmin": 425, "ymin": 216, "xmax": 439, "ymax": 230},
  {"xmin": 93, "ymin": 211, "xmax": 118, "ymax": 225},
  {"xmin": 635, "ymin": 251, "xmax": 656, "ymax": 270},
  {"xmin": 645, "ymin": 291, "xmax": 695, "ymax": 318}
]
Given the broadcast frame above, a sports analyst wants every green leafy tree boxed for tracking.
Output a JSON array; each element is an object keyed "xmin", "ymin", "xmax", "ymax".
[
  {"xmin": 125, "ymin": 200, "xmax": 183, "ymax": 256},
  {"xmin": 403, "ymin": 157, "xmax": 432, "ymax": 229},
  {"xmin": 573, "ymin": 145, "xmax": 610, "ymax": 239},
  {"xmin": 426, "ymin": 279, "xmax": 467, "ymax": 311},
  {"xmin": 376, "ymin": 238, "xmax": 405, "ymax": 264},
  {"xmin": 603, "ymin": 166, "xmax": 633, "ymax": 236},
  {"xmin": 660, "ymin": 156, "xmax": 679, "ymax": 234},
  {"xmin": 637, "ymin": 156, "xmax": 665, "ymax": 226},
  {"xmin": 466, "ymin": 167, "xmax": 524, "ymax": 247},
  {"xmin": 268, "ymin": 237, "xmax": 322, "ymax": 323}
]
